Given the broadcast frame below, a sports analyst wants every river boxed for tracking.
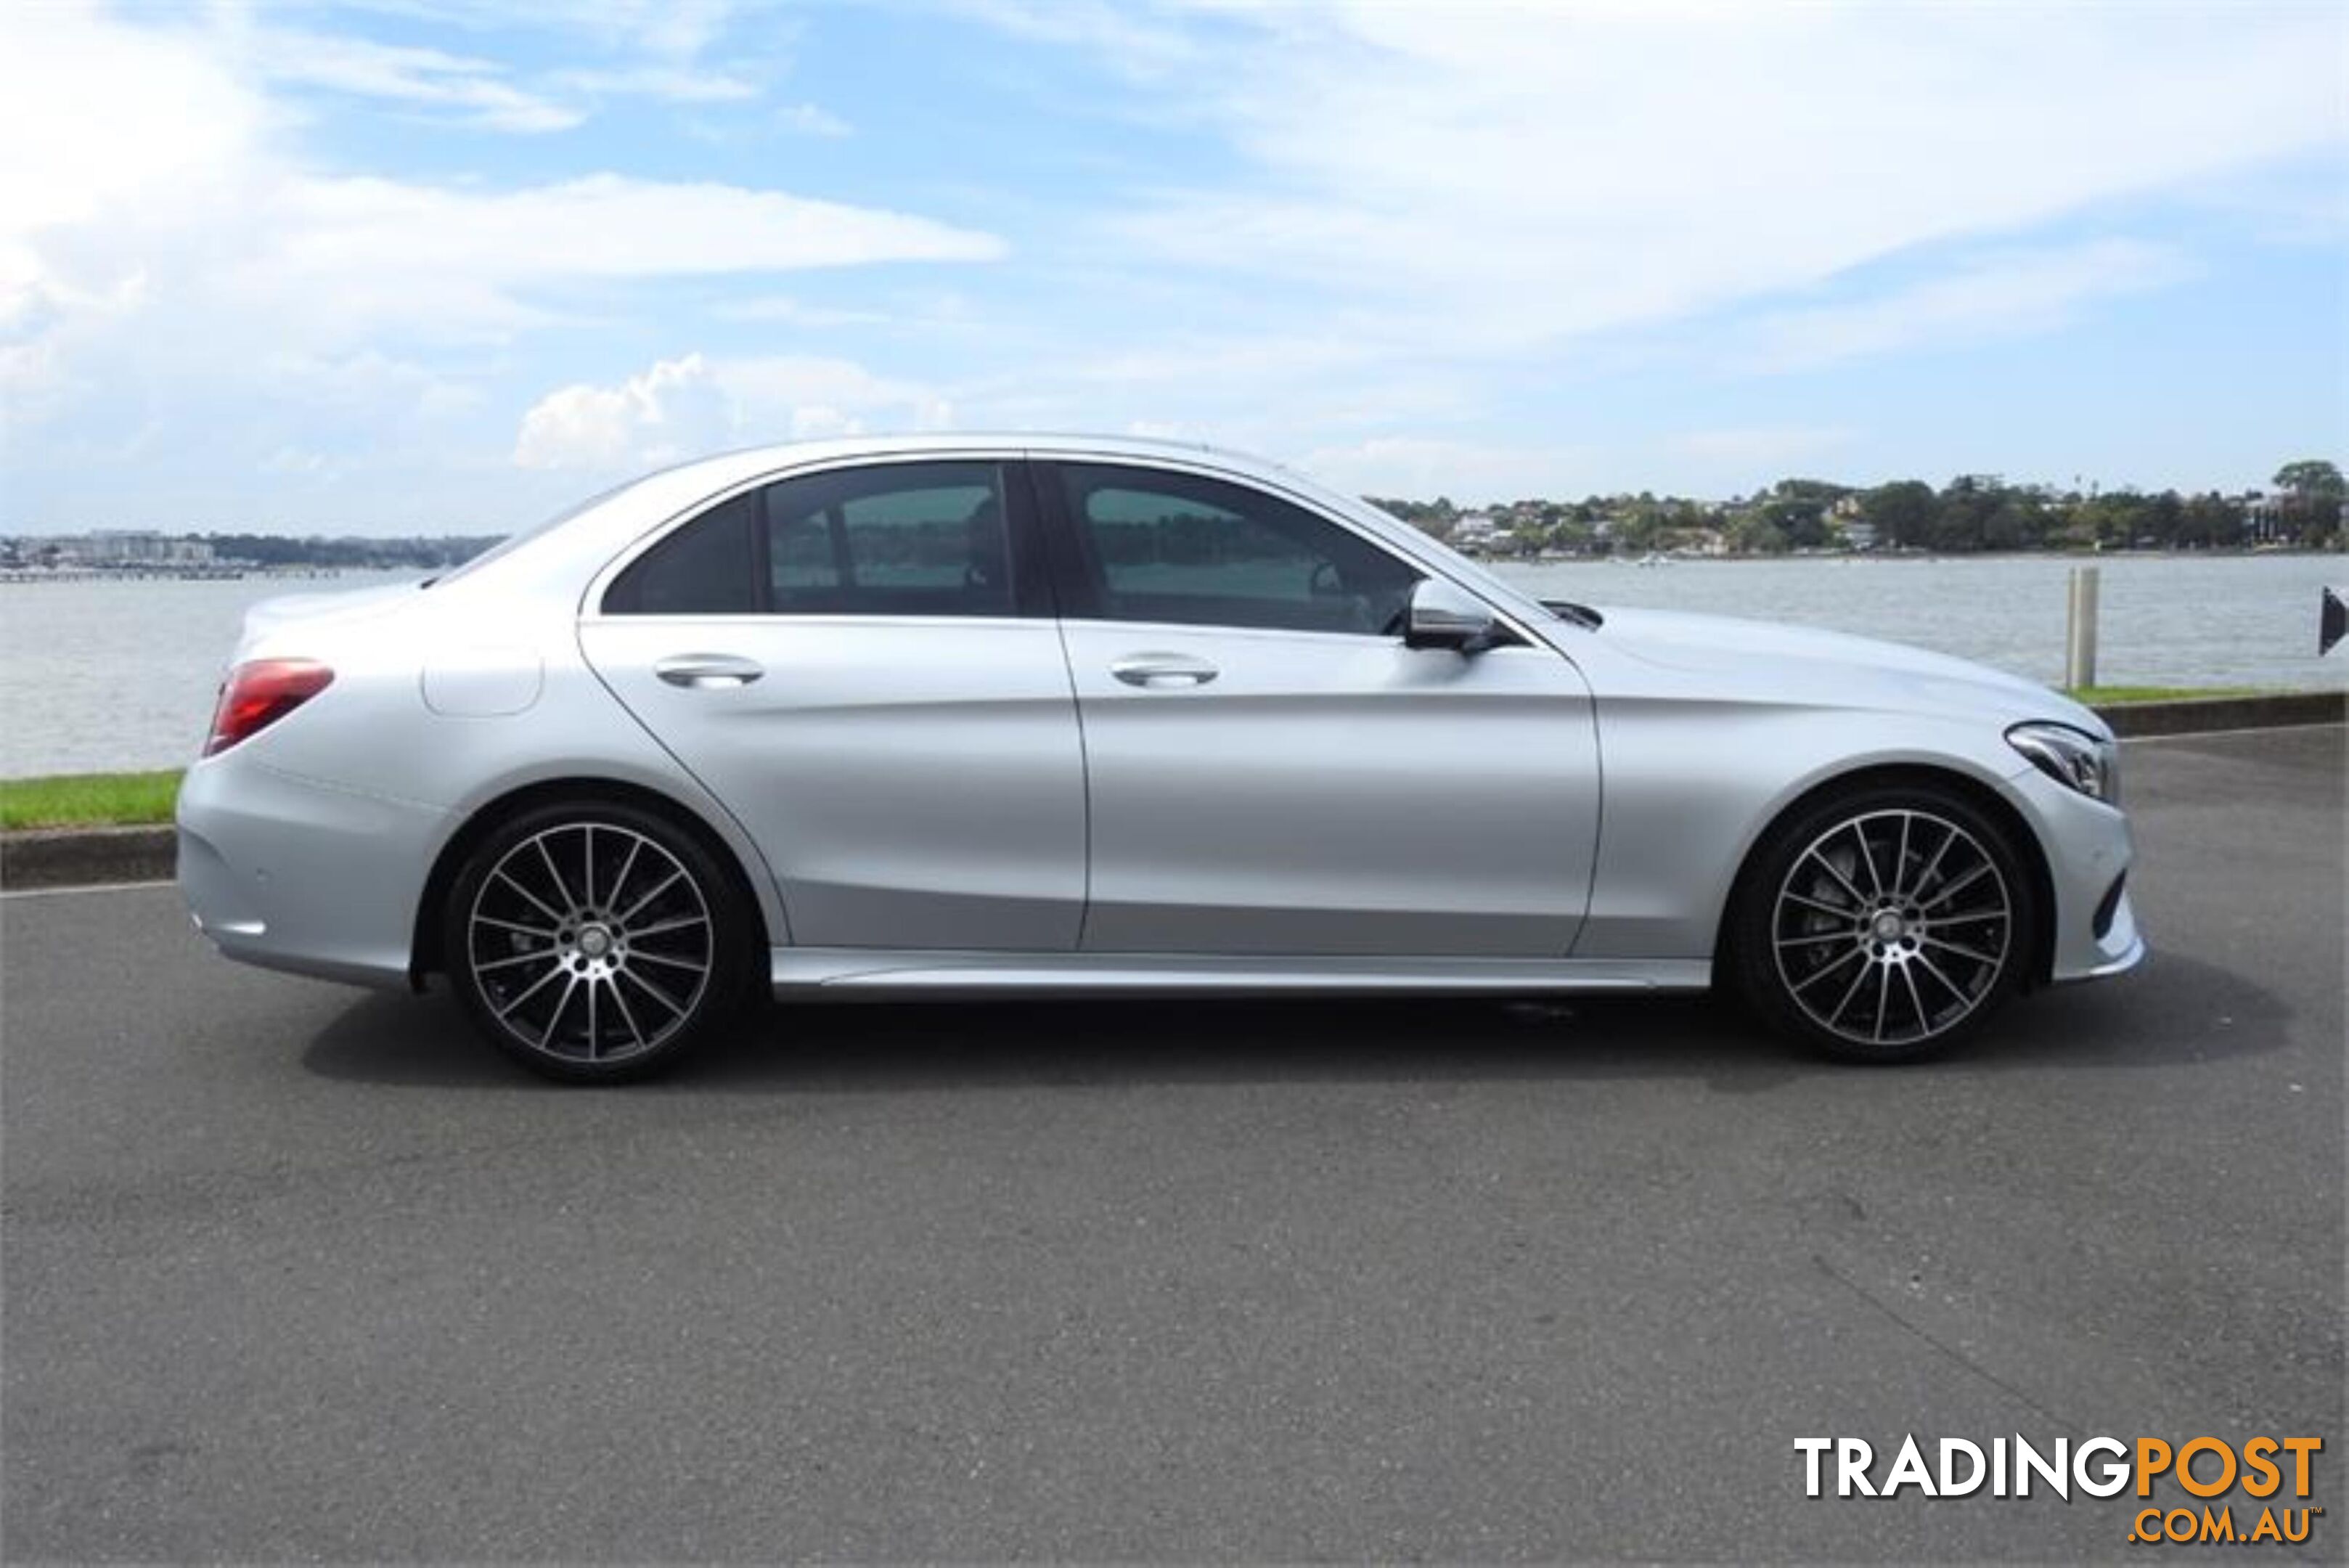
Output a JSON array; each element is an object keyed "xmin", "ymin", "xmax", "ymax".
[{"xmin": 0, "ymin": 554, "xmax": 2340, "ymax": 776}]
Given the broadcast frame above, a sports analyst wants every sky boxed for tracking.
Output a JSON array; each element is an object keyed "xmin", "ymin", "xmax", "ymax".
[{"xmin": 1, "ymin": 0, "xmax": 2344, "ymax": 535}]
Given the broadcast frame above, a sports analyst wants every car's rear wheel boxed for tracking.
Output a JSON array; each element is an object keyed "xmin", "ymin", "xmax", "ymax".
[
  {"xmin": 445, "ymin": 801, "xmax": 750, "ymax": 1082},
  {"xmin": 1729, "ymin": 783, "xmax": 2035, "ymax": 1062}
]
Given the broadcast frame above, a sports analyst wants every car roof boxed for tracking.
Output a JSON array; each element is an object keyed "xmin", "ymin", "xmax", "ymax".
[{"xmin": 639, "ymin": 431, "xmax": 1302, "ymax": 494}]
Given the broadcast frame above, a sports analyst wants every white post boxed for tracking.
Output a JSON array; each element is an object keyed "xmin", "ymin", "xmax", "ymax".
[{"xmin": 2065, "ymin": 565, "xmax": 2101, "ymax": 690}]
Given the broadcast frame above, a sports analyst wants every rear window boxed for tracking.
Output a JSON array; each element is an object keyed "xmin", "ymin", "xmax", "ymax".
[{"xmin": 601, "ymin": 494, "xmax": 757, "ymax": 615}]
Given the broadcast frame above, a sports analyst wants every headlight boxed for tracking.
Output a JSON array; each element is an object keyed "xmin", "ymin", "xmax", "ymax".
[{"xmin": 2008, "ymin": 722, "xmax": 2120, "ymax": 804}]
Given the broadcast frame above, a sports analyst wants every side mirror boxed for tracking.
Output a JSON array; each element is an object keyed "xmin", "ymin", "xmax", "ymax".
[{"xmin": 1403, "ymin": 578, "xmax": 1503, "ymax": 653}]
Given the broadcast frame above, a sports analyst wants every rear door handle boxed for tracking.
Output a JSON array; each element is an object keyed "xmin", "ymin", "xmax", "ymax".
[
  {"xmin": 1110, "ymin": 653, "xmax": 1219, "ymax": 689},
  {"xmin": 655, "ymin": 653, "xmax": 764, "ymax": 689}
]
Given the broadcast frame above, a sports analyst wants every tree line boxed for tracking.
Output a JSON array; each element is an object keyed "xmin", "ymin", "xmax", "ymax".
[
  {"xmin": 1372, "ymin": 459, "xmax": 2345, "ymax": 557},
  {"xmin": 197, "ymin": 533, "xmax": 507, "ymax": 569}
]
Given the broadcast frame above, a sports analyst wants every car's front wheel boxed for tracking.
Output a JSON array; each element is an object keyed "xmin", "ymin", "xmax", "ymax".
[
  {"xmin": 1729, "ymin": 783, "xmax": 2036, "ymax": 1062},
  {"xmin": 445, "ymin": 801, "xmax": 751, "ymax": 1082}
]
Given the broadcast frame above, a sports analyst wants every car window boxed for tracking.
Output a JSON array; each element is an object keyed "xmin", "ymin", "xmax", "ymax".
[
  {"xmin": 602, "ymin": 462, "xmax": 1019, "ymax": 618},
  {"xmin": 601, "ymin": 491, "xmax": 758, "ymax": 615},
  {"xmin": 764, "ymin": 462, "xmax": 1013, "ymax": 618},
  {"xmin": 1056, "ymin": 464, "xmax": 1420, "ymax": 635}
]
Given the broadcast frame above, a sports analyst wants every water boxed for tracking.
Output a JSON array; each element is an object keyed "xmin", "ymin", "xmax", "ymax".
[
  {"xmin": 0, "ymin": 556, "xmax": 2340, "ymax": 776},
  {"xmin": 1496, "ymin": 553, "xmax": 2345, "ymax": 695},
  {"xmin": 0, "ymin": 570, "xmax": 425, "ymax": 777}
]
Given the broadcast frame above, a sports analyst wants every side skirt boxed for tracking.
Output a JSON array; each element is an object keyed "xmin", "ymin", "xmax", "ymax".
[{"xmin": 770, "ymin": 947, "xmax": 1712, "ymax": 997}]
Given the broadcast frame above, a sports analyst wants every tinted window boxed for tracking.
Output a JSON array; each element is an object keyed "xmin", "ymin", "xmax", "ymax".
[
  {"xmin": 602, "ymin": 491, "xmax": 756, "ymax": 615},
  {"xmin": 1057, "ymin": 464, "xmax": 1419, "ymax": 634},
  {"xmin": 764, "ymin": 462, "xmax": 1013, "ymax": 618},
  {"xmin": 602, "ymin": 462, "xmax": 1022, "ymax": 618}
]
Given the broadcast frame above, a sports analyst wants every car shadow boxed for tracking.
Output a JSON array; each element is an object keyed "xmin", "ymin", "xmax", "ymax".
[{"xmin": 301, "ymin": 947, "xmax": 2289, "ymax": 1093}]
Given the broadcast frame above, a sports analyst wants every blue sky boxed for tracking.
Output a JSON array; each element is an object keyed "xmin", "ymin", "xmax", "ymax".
[{"xmin": 2, "ymin": 0, "xmax": 2342, "ymax": 534}]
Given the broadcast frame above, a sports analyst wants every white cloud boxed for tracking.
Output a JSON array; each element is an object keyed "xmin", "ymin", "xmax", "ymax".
[
  {"xmin": 515, "ymin": 354, "xmax": 730, "ymax": 470},
  {"xmin": 344, "ymin": 0, "xmax": 766, "ymax": 65},
  {"xmin": 0, "ymin": 7, "xmax": 261, "ymax": 248},
  {"xmin": 3, "ymin": 7, "xmax": 998, "ymax": 335},
  {"xmin": 554, "ymin": 65, "xmax": 761, "ymax": 105},
  {"xmin": 777, "ymin": 102, "xmax": 853, "ymax": 137},
  {"xmin": 1734, "ymin": 242, "xmax": 2197, "ymax": 373},
  {"xmin": 0, "ymin": 4, "xmax": 1001, "ymax": 524},
  {"xmin": 945, "ymin": 0, "xmax": 1198, "ymax": 79},
  {"xmin": 716, "ymin": 295, "xmax": 894, "ymax": 327},
  {"xmin": 0, "ymin": 7, "xmax": 1003, "ymax": 424},
  {"xmin": 256, "ymin": 174, "xmax": 1001, "ymax": 347},
  {"xmin": 587, "ymin": 0, "xmax": 749, "ymax": 64},
  {"xmin": 513, "ymin": 353, "xmax": 955, "ymax": 470},
  {"xmin": 1035, "ymin": 3, "xmax": 2342, "ymax": 354},
  {"xmin": 240, "ymin": 27, "xmax": 583, "ymax": 133},
  {"xmin": 228, "ymin": 5, "xmax": 774, "ymax": 119}
]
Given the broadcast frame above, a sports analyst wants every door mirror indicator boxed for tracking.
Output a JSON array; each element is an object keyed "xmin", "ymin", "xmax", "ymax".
[{"xmin": 1403, "ymin": 579, "xmax": 1503, "ymax": 654}]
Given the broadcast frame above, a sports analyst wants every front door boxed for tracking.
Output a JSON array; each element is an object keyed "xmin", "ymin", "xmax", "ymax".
[
  {"xmin": 579, "ymin": 458, "xmax": 1085, "ymax": 951},
  {"xmin": 1037, "ymin": 460, "xmax": 1601, "ymax": 957}
]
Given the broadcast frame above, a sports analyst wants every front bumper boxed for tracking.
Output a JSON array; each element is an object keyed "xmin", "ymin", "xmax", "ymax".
[
  {"xmin": 178, "ymin": 754, "xmax": 448, "ymax": 990},
  {"xmin": 2003, "ymin": 761, "xmax": 2144, "ymax": 984}
]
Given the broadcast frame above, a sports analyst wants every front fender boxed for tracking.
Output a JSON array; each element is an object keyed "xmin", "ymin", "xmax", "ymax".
[{"xmin": 1572, "ymin": 695, "xmax": 2040, "ymax": 962}]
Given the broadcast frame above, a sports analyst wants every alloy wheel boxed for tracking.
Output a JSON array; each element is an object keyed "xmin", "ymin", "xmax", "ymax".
[
  {"xmin": 1769, "ymin": 807, "xmax": 2013, "ymax": 1049},
  {"xmin": 462, "ymin": 822, "xmax": 715, "ymax": 1066}
]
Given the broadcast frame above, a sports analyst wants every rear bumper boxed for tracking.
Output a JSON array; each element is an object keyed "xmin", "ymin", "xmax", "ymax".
[{"xmin": 177, "ymin": 754, "xmax": 446, "ymax": 990}]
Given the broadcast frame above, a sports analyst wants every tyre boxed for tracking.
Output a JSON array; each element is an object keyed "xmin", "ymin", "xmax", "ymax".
[
  {"xmin": 1728, "ymin": 782, "xmax": 2036, "ymax": 1063},
  {"xmin": 445, "ymin": 800, "xmax": 751, "ymax": 1082}
]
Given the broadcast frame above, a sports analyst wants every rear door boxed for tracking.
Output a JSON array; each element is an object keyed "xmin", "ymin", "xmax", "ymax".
[{"xmin": 578, "ymin": 458, "xmax": 1086, "ymax": 951}]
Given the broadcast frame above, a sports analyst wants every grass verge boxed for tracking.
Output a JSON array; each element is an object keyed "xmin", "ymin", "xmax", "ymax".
[
  {"xmin": 2064, "ymin": 685, "xmax": 2274, "ymax": 705},
  {"xmin": 0, "ymin": 770, "xmax": 183, "ymax": 830}
]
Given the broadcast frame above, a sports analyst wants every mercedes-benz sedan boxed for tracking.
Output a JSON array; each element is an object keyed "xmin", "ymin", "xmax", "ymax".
[{"xmin": 179, "ymin": 436, "xmax": 2141, "ymax": 1081}]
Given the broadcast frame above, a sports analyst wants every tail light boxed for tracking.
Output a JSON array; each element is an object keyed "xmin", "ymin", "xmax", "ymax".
[{"xmin": 205, "ymin": 659, "xmax": 334, "ymax": 756}]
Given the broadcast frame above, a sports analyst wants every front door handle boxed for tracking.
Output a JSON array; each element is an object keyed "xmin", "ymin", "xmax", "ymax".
[
  {"xmin": 1110, "ymin": 653, "xmax": 1219, "ymax": 690},
  {"xmin": 655, "ymin": 653, "xmax": 764, "ymax": 690}
]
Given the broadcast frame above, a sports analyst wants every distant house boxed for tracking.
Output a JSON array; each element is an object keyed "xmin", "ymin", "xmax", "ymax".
[
  {"xmin": 1450, "ymin": 513, "xmax": 1505, "ymax": 552},
  {"xmin": 2242, "ymin": 490, "xmax": 2287, "ymax": 544}
]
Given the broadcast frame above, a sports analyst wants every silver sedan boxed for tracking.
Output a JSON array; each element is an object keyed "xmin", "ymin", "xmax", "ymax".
[{"xmin": 178, "ymin": 436, "xmax": 2141, "ymax": 1081}]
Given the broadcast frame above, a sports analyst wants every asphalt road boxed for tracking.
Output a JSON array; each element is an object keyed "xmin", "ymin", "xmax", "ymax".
[{"xmin": 4, "ymin": 728, "xmax": 2341, "ymax": 1562}]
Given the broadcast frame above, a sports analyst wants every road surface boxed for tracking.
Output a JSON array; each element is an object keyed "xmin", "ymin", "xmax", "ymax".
[{"xmin": 4, "ymin": 727, "xmax": 2340, "ymax": 1561}]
